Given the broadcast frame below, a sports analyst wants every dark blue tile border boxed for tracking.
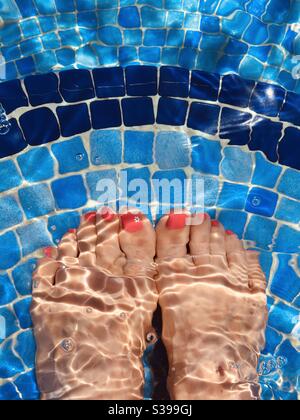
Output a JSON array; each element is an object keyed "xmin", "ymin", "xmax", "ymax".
[{"xmin": 1, "ymin": 66, "xmax": 300, "ymax": 170}]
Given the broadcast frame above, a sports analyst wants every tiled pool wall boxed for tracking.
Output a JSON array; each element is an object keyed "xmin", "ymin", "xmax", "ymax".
[
  {"xmin": 1, "ymin": 0, "xmax": 300, "ymax": 92},
  {"xmin": 0, "ymin": 66, "xmax": 299, "ymax": 400}
]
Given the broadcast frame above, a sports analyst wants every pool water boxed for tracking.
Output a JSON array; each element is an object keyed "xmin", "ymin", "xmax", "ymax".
[{"xmin": 0, "ymin": 0, "xmax": 299, "ymax": 400}]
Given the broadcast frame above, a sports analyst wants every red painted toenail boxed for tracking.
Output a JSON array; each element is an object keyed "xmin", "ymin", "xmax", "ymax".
[
  {"xmin": 226, "ymin": 230, "xmax": 235, "ymax": 235},
  {"xmin": 100, "ymin": 207, "xmax": 115, "ymax": 222},
  {"xmin": 84, "ymin": 211, "xmax": 97, "ymax": 222},
  {"xmin": 121, "ymin": 212, "xmax": 144, "ymax": 233},
  {"xmin": 167, "ymin": 213, "xmax": 187, "ymax": 230},
  {"xmin": 68, "ymin": 229, "xmax": 76, "ymax": 234},
  {"xmin": 44, "ymin": 247, "xmax": 54, "ymax": 258},
  {"xmin": 211, "ymin": 220, "xmax": 220, "ymax": 227}
]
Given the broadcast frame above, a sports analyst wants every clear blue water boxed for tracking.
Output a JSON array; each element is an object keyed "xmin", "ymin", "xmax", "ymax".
[{"xmin": 0, "ymin": 0, "xmax": 299, "ymax": 400}]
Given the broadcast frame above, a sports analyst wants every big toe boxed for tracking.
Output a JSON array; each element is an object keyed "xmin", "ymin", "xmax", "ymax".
[
  {"xmin": 156, "ymin": 212, "xmax": 190, "ymax": 260},
  {"xmin": 119, "ymin": 210, "xmax": 156, "ymax": 277}
]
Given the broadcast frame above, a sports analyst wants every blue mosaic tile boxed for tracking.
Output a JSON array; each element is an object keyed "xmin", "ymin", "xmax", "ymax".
[
  {"xmin": 119, "ymin": 6, "xmax": 140, "ymax": 28},
  {"xmin": 93, "ymin": 67, "xmax": 125, "ymax": 98},
  {"xmin": 124, "ymin": 29, "xmax": 143, "ymax": 45},
  {"xmin": 277, "ymin": 169, "xmax": 300, "ymax": 201},
  {"xmin": 59, "ymin": 69, "xmax": 95, "ymax": 103},
  {"xmin": 274, "ymin": 226, "xmax": 300, "ymax": 253},
  {"xmin": 159, "ymin": 66, "xmax": 189, "ymax": 97},
  {"xmin": 152, "ymin": 169, "xmax": 186, "ymax": 209},
  {"xmin": 141, "ymin": 6, "xmax": 166, "ymax": 28},
  {"xmin": 144, "ymin": 29, "xmax": 166, "ymax": 46},
  {"xmin": 191, "ymin": 174, "xmax": 219, "ymax": 208},
  {"xmin": 126, "ymin": 65, "xmax": 157, "ymax": 96},
  {"xmin": 270, "ymin": 254, "xmax": 299, "ymax": 303},
  {"xmin": 17, "ymin": 148, "xmax": 54, "ymax": 183},
  {"xmin": 191, "ymin": 137, "xmax": 222, "ymax": 176},
  {"xmin": 0, "ymin": 340, "xmax": 24, "ymax": 379},
  {"xmin": 90, "ymin": 100, "xmax": 122, "ymax": 129},
  {"xmin": 221, "ymin": 147, "xmax": 253, "ymax": 183},
  {"xmin": 0, "ymin": 80, "xmax": 28, "ymax": 114},
  {"xmin": 262, "ymin": 326, "xmax": 282, "ymax": 356},
  {"xmin": 86, "ymin": 169, "xmax": 118, "ymax": 202},
  {"xmin": 278, "ymin": 127, "xmax": 300, "ymax": 170},
  {"xmin": 34, "ymin": 0, "xmax": 56, "ymax": 14},
  {"xmin": 218, "ymin": 183, "xmax": 249, "ymax": 210},
  {"xmin": 0, "ymin": 119, "xmax": 27, "ymax": 158},
  {"xmin": 19, "ymin": 184, "xmax": 55, "ymax": 220},
  {"xmin": 15, "ymin": 0, "xmax": 37, "ymax": 17},
  {"xmin": 269, "ymin": 302, "xmax": 298, "ymax": 335},
  {"xmin": 0, "ymin": 161, "xmax": 22, "ymax": 193},
  {"xmin": 12, "ymin": 259, "xmax": 37, "ymax": 296},
  {"xmin": 187, "ymin": 102, "xmax": 220, "ymax": 135},
  {"xmin": 250, "ymin": 82, "xmax": 285, "ymax": 117},
  {"xmin": 220, "ymin": 108, "xmax": 252, "ymax": 146},
  {"xmin": 245, "ymin": 187, "xmax": 278, "ymax": 218},
  {"xmin": 17, "ymin": 220, "xmax": 52, "ymax": 256},
  {"xmin": 190, "ymin": 70, "xmax": 220, "ymax": 101},
  {"xmin": 166, "ymin": 29, "xmax": 184, "ymax": 47},
  {"xmin": 52, "ymin": 176, "xmax": 88, "ymax": 210},
  {"xmin": 124, "ymin": 131, "xmax": 154, "ymax": 165},
  {"xmin": 90, "ymin": 130, "xmax": 122, "ymax": 165},
  {"xmin": 122, "ymin": 97, "xmax": 155, "ymax": 126},
  {"xmin": 249, "ymin": 118, "xmax": 282, "ymax": 163},
  {"xmin": 0, "ymin": 274, "xmax": 17, "ymax": 306},
  {"xmin": 52, "ymin": 137, "xmax": 89, "ymax": 174},
  {"xmin": 276, "ymin": 197, "xmax": 300, "ymax": 224},
  {"xmin": 157, "ymin": 97, "xmax": 188, "ymax": 126},
  {"xmin": 0, "ymin": 383, "xmax": 20, "ymax": 401},
  {"xmin": 279, "ymin": 92, "xmax": 300, "ymax": 126},
  {"xmin": 14, "ymin": 298, "xmax": 32, "ymax": 330},
  {"xmin": 24, "ymin": 73, "xmax": 62, "ymax": 107},
  {"xmin": 155, "ymin": 132, "xmax": 190, "ymax": 169},
  {"xmin": 0, "ymin": 231, "xmax": 21, "ymax": 270},
  {"xmin": 57, "ymin": 103, "xmax": 91, "ymax": 137},
  {"xmin": 0, "ymin": 196, "xmax": 23, "ymax": 230},
  {"xmin": 0, "ymin": 308, "xmax": 19, "ymax": 343},
  {"xmin": 276, "ymin": 340, "xmax": 300, "ymax": 379},
  {"xmin": 48, "ymin": 212, "xmax": 80, "ymax": 243},
  {"xmin": 252, "ymin": 153, "xmax": 282, "ymax": 188},
  {"xmin": 121, "ymin": 166, "xmax": 152, "ymax": 203},
  {"xmin": 139, "ymin": 46, "xmax": 161, "ymax": 63},
  {"xmin": 244, "ymin": 215, "xmax": 277, "ymax": 250},
  {"xmin": 217, "ymin": 210, "xmax": 248, "ymax": 239},
  {"xmin": 14, "ymin": 370, "xmax": 39, "ymax": 400},
  {"xmin": 19, "ymin": 108, "xmax": 60, "ymax": 146},
  {"xmin": 219, "ymin": 74, "xmax": 255, "ymax": 108}
]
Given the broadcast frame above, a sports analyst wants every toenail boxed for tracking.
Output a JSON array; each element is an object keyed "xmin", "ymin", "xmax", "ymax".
[
  {"xmin": 84, "ymin": 211, "xmax": 97, "ymax": 222},
  {"xmin": 100, "ymin": 207, "xmax": 115, "ymax": 222},
  {"xmin": 68, "ymin": 229, "xmax": 76, "ymax": 234},
  {"xmin": 43, "ymin": 247, "xmax": 54, "ymax": 258},
  {"xmin": 226, "ymin": 230, "xmax": 235, "ymax": 236},
  {"xmin": 211, "ymin": 220, "xmax": 220, "ymax": 227},
  {"xmin": 167, "ymin": 213, "xmax": 187, "ymax": 230},
  {"xmin": 121, "ymin": 212, "xmax": 144, "ymax": 233}
]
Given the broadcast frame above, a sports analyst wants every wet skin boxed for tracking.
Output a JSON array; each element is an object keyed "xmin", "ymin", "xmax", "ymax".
[{"xmin": 32, "ymin": 210, "xmax": 267, "ymax": 400}]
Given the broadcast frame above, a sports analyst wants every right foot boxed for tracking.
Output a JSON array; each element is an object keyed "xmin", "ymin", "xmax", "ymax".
[
  {"xmin": 156, "ymin": 213, "xmax": 268, "ymax": 400},
  {"xmin": 31, "ymin": 209, "xmax": 158, "ymax": 400}
]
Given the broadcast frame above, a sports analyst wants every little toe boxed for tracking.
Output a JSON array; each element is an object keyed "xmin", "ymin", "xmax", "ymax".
[
  {"xmin": 77, "ymin": 212, "xmax": 97, "ymax": 267},
  {"xmin": 95, "ymin": 208, "xmax": 125, "ymax": 275},
  {"xmin": 156, "ymin": 212, "xmax": 190, "ymax": 260},
  {"xmin": 119, "ymin": 210, "xmax": 156, "ymax": 276},
  {"xmin": 189, "ymin": 213, "xmax": 211, "ymax": 264}
]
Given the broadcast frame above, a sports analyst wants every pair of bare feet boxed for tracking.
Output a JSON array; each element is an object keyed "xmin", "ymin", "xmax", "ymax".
[{"xmin": 31, "ymin": 209, "xmax": 267, "ymax": 401}]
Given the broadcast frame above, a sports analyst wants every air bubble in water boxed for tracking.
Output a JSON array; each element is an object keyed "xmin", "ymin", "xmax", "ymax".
[
  {"xmin": 76, "ymin": 153, "xmax": 84, "ymax": 161},
  {"xmin": 61, "ymin": 338, "xmax": 74, "ymax": 353},
  {"xmin": 251, "ymin": 196, "xmax": 261, "ymax": 207}
]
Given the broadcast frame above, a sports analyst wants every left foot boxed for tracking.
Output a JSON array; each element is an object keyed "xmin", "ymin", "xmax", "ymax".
[{"xmin": 31, "ymin": 210, "xmax": 158, "ymax": 400}]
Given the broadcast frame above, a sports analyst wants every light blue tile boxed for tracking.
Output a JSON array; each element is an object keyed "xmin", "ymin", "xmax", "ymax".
[
  {"xmin": 0, "ymin": 196, "xmax": 23, "ymax": 230},
  {"xmin": 12, "ymin": 258, "xmax": 37, "ymax": 296},
  {"xmin": 252, "ymin": 153, "xmax": 282, "ymax": 188},
  {"xmin": 48, "ymin": 211, "xmax": 81, "ymax": 243},
  {"xmin": 52, "ymin": 137, "xmax": 89, "ymax": 174},
  {"xmin": 19, "ymin": 184, "xmax": 55, "ymax": 219},
  {"xmin": 274, "ymin": 226, "xmax": 300, "ymax": 253},
  {"xmin": 124, "ymin": 131, "xmax": 154, "ymax": 164},
  {"xmin": 90, "ymin": 130, "xmax": 122, "ymax": 165},
  {"xmin": 0, "ymin": 232, "xmax": 20, "ymax": 270},
  {"xmin": 86, "ymin": 169, "xmax": 118, "ymax": 202},
  {"xmin": 156, "ymin": 132, "xmax": 190, "ymax": 169},
  {"xmin": 17, "ymin": 148, "xmax": 54, "ymax": 182},
  {"xmin": 17, "ymin": 220, "xmax": 53, "ymax": 256},
  {"xmin": 218, "ymin": 182, "xmax": 249, "ymax": 210},
  {"xmin": 275, "ymin": 197, "xmax": 300, "ymax": 224},
  {"xmin": 245, "ymin": 215, "xmax": 277, "ymax": 250},
  {"xmin": 192, "ymin": 137, "xmax": 222, "ymax": 175},
  {"xmin": 221, "ymin": 147, "xmax": 253, "ymax": 182},
  {"xmin": 277, "ymin": 169, "xmax": 300, "ymax": 200}
]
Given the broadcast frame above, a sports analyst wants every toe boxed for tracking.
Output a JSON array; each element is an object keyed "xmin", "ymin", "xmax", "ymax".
[
  {"xmin": 189, "ymin": 213, "xmax": 211, "ymax": 264},
  {"xmin": 57, "ymin": 230, "xmax": 78, "ymax": 262},
  {"xmin": 77, "ymin": 212, "xmax": 97, "ymax": 267},
  {"xmin": 156, "ymin": 212, "xmax": 190, "ymax": 259},
  {"xmin": 119, "ymin": 210, "xmax": 156, "ymax": 276},
  {"xmin": 225, "ymin": 230, "xmax": 248, "ymax": 284},
  {"xmin": 210, "ymin": 220, "xmax": 226, "ymax": 256},
  {"xmin": 246, "ymin": 251, "xmax": 267, "ymax": 292},
  {"xmin": 95, "ymin": 208, "xmax": 125, "ymax": 275},
  {"xmin": 32, "ymin": 258, "xmax": 61, "ymax": 296}
]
